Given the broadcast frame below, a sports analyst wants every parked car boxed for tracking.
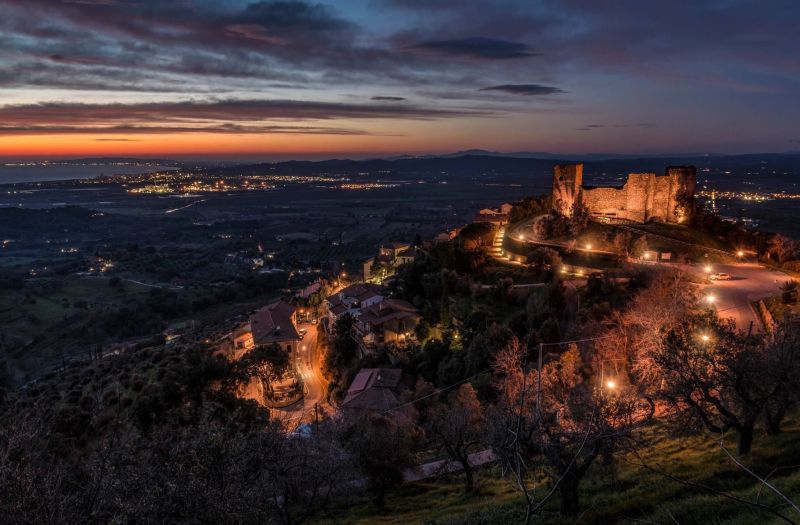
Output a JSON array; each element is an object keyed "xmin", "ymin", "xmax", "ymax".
[{"xmin": 709, "ymin": 273, "xmax": 732, "ymax": 281}]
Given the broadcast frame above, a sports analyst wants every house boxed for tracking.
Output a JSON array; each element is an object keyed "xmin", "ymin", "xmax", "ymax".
[
  {"xmin": 341, "ymin": 368, "xmax": 413, "ymax": 413},
  {"xmin": 326, "ymin": 283, "xmax": 385, "ymax": 326},
  {"xmin": 295, "ymin": 278, "xmax": 324, "ymax": 299},
  {"xmin": 433, "ymin": 227, "xmax": 462, "ymax": 244},
  {"xmin": 250, "ymin": 299, "xmax": 301, "ymax": 354},
  {"xmin": 379, "ymin": 242, "xmax": 411, "ymax": 259},
  {"xmin": 353, "ymin": 298, "xmax": 422, "ymax": 354},
  {"xmin": 473, "ymin": 203, "xmax": 513, "ymax": 225},
  {"xmin": 215, "ymin": 299, "xmax": 303, "ymax": 407},
  {"xmin": 363, "ymin": 242, "xmax": 420, "ymax": 281},
  {"xmin": 230, "ymin": 323, "xmax": 255, "ymax": 357}
]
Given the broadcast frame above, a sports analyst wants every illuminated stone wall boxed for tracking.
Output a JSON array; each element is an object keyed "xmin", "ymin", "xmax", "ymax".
[{"xmin": 552, "ymin": 164, "xmax": 695, "ymax": 224}]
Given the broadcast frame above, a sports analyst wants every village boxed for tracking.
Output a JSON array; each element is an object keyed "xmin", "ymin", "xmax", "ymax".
[{"xmin": 211, "ymin": 163, "xmax": 792, "ymax": 432}]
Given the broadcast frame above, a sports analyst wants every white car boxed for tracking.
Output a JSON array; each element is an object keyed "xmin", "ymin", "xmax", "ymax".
[{"xmin": 709, "ymin": 273, "xmax": 732, "ymax": 281}]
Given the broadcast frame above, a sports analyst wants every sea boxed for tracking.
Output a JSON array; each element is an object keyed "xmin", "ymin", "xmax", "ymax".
[{"xmin": 0, "ymin": 165, "xmax": 177, "ymax": 185}]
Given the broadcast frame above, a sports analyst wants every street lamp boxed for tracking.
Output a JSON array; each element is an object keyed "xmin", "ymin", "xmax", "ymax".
[
  {"xmin": 585, "ymin": 243, "xmax": 593, "ymax": 250},
  {"xmin": 605, "ymin": 379, "xmax": 617, "ymax": 390},
  {"xmin": 644, "ymin": 252, "xmax": 651, "ymax": 259},
  {"xmin": 704, "ymin": 265, "xmax": 712, "ymax": 273},
  {"xmin": 518, "ymin": 233, "xmax": 524, "ymax": 241},
  {"xmin": 705, "ymin": 294, "xmax": 716, "ymax": 304},
  {"xmin": 701, "ymin": 334, "xmax": 710, "ymax": 343},
  {"xmin": 737, "ymin": 250, "xmax": 744, "ymax": 258}
]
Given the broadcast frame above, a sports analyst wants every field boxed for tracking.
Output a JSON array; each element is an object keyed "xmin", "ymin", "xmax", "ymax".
[{"xmin": 323, "ymin": 419, "xmax": 800, "ymax": 524}]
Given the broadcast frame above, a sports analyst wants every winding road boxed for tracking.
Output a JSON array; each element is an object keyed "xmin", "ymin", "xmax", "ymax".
[{"xmin": 271, "ymin": 322, "xmax": 331, "ymax": 426}]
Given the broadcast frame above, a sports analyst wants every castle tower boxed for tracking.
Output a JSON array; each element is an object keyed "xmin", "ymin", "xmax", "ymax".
[
  {"xmin": 665, "ymin": 166, "xmax": 696, "ymax": 223},
  {"xmin": 552, "ymin": 163, "xmax": 583, "ymax": 218}
]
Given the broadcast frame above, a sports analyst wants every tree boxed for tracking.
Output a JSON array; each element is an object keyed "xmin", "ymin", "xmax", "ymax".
[
  {"xmin": 631, "ymin": 235, "xmax": 649, "ymax": 258},
  {"xmin": 343, "ymin": 412, "xmax": 420, "ymax": 506},
  {"xmin": 424, "ymin": 384, "xmax": 485, "ymax": 492},
  {"xmin": 370, "ymin": 259, "xmax": 391, "ymax": 282},
  {"xmin": 439, "ymin": 271, "xmax": 451, "ymax": 328},
  {"xmin": 568, "ymin": 201, "xmax": 591, "ymax": 236},
  {"xmin": 611, "ymin": 231, "xmax": 632, "ymax": 257},
  {"xmin": 652, "ymin": 312, "xmax": 777, "ymax": 455},
  {"xmin": 459, "ymin": 222, "xmax": 496, "ymax": 250},
  {"xmin": 780, "ymin": 279, "xmax": 798, "ymax": 304},
  {"xmin": 236, "ymin": 343, "xmax": 290, "ymax": 400},
  {"xmin": 488, "ymin": 341, "xmax": 645, "ymax": 519},
  {"xmin": 762, "ymin": 319, "xmax": 800, "ymax": 434},
  {"xmin": 526, "ymin": 247, "xmax": 562, "ymax": 279},
  {"xmin": 768, "ymin": 234, "xmax": 799, "ymax": 264}
]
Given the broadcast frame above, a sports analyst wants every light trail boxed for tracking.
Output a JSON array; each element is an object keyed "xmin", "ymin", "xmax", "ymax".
[{"xmin": 165, "ymin": 198, "xmax": 207, "ymax": 214}]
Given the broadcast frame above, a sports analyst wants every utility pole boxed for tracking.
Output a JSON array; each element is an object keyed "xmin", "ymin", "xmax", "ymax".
[{"xmin": 536, "ymin": 342, "xmax": 543, "ymax": 416}]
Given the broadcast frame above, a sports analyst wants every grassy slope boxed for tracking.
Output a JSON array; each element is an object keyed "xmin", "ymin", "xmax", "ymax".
[{"xmin": 323, "ymin": 419, "xmax": 800, "ymax": 524}]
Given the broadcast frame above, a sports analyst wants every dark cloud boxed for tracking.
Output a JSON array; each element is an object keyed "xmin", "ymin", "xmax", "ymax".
[
  {"xmin": 0, "ymin": 98, "xmax": 487, "ymax": 136},
  {"xmin": 0, "ymin": 124, "xmax": 368, "ymax": 135},
  {"xmin": 577, "ymin": 123, "xmax": 657, "ymax": 131},
  {"xmin": 408, "ymin": 37, "xmax": 538, "ymax": 59},
  {"xmin": 371, "ymin": 96, "xmax": 407, "ymax": 101},
  {"xmin": 479, "ymin": 84, "xmax": 564, "ymax": 96}
]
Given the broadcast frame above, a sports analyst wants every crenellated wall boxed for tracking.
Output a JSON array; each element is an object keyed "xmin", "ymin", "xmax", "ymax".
[{"xmin": 552, "ymin": 164, "xmax": 696, "ymax": 224}]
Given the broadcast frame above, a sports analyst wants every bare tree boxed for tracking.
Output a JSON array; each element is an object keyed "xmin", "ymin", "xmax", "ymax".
[
  {"xmin": 488, "ymin": 339, "xmax": 647, "ymax": 519},
  {"xmin": 652, "ymin": 312, "xmax": 778, "ymax": 454},
  {"xmin": 424, "ymin": 383, "xmax": 485, "ymax": 492},
  {"xmin": 341, "ymin": 412, "xmax": 420, "ymax": 507},
  {"xmin": 762, "ymin": 319, "xmax": 800, "ymax": 435}
]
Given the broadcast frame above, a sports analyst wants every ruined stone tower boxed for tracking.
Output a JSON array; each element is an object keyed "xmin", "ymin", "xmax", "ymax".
[
  {"xmin": 551, "ymin": 163, "xmax": 696, "ymax": 224},
  {"xmin": 552, "ymin": 163, "xmax": 583, "ymax": 217}
]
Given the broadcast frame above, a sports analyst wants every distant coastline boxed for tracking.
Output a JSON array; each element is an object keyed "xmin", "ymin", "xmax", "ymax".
[{"xmin": 0, "ymin": 164, "xmax": 178, "ymax": 185}]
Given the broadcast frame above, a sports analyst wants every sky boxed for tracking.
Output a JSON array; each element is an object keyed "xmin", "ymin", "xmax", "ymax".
[{"xmin": 1, "ymin": 0, "xmax": 799, "ymax": 160}]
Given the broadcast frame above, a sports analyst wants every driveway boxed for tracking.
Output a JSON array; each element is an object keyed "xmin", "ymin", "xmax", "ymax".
[{"xmin": 679, "ymin": 262, "xmax": 790, "ymax": 332}]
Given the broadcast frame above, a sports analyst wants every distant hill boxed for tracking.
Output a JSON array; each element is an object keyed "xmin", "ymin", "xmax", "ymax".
[{"xmin": 202, "ymin": 152, "xmax": 800, "ymax": 180}]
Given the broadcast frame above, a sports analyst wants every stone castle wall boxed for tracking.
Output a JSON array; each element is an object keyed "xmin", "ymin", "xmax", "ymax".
[{"xmin": 552, "ymin": 164, "xmax": 696, "ymax": 224}]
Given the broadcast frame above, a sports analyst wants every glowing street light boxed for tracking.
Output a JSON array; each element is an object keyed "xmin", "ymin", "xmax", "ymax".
[
  {"xmin": 737, "ymin": 250, "xmax": 744, "ymax": 258},
  {"xmin": 585, "ymin": 243, "xmax": 593, "ymax": 250},
  {"xmin": 644, "ymin": 252, "xmax": 651, "ymax": 259},
  {"xmin": 518, "ymin": 234, "xmax": 524, "ymax": 241},
  {"xmin": 705, "ymin": 294, "xmax": 716, "ymax": 304},
  {"xmin": 560, "ymin": 267, "xmax": 567, "ymax": 274},
  {"xmin": 701, "ymin": 334, "xmax": 711, "ymax": 343},
  {"xmin": 704, "ymin": 265, "xmax": 712, "ymax": 273},
  {"xmin": 605, "ymin": 379, "xmax": 617, "ymax": 390}
]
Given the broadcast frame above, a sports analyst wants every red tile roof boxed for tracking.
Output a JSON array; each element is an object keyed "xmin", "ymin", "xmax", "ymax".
[
  {"xmin": 250, "ymin": 300, "xmax": 299, "ymax": 344},
  {"xmin": 341, "ymin": 368, "xmax": 409, "ymax": 412}
]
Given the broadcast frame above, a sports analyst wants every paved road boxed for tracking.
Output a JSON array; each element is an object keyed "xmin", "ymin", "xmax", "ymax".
[
  {"xmin": 272, "ymin": 322, "xmax": 330, "ymax": 426},
  {"xmin": 678, "ymin": 262, "xmax": 790, "ymax": 332}
]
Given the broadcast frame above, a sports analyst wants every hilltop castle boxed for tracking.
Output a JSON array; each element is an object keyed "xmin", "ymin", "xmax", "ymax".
[{"xmin": 552, "ymin": 163, "xmax": 696, "ymax": 224}]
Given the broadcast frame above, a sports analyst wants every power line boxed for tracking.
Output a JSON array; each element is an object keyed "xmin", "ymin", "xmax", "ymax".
[
  {"xmin": 383, "ymin": 334, "xmax": 614, "ymax": 414},
  {"xmin": 383, "ymin": 369, "xmax": 492, "ymax": 414}
]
